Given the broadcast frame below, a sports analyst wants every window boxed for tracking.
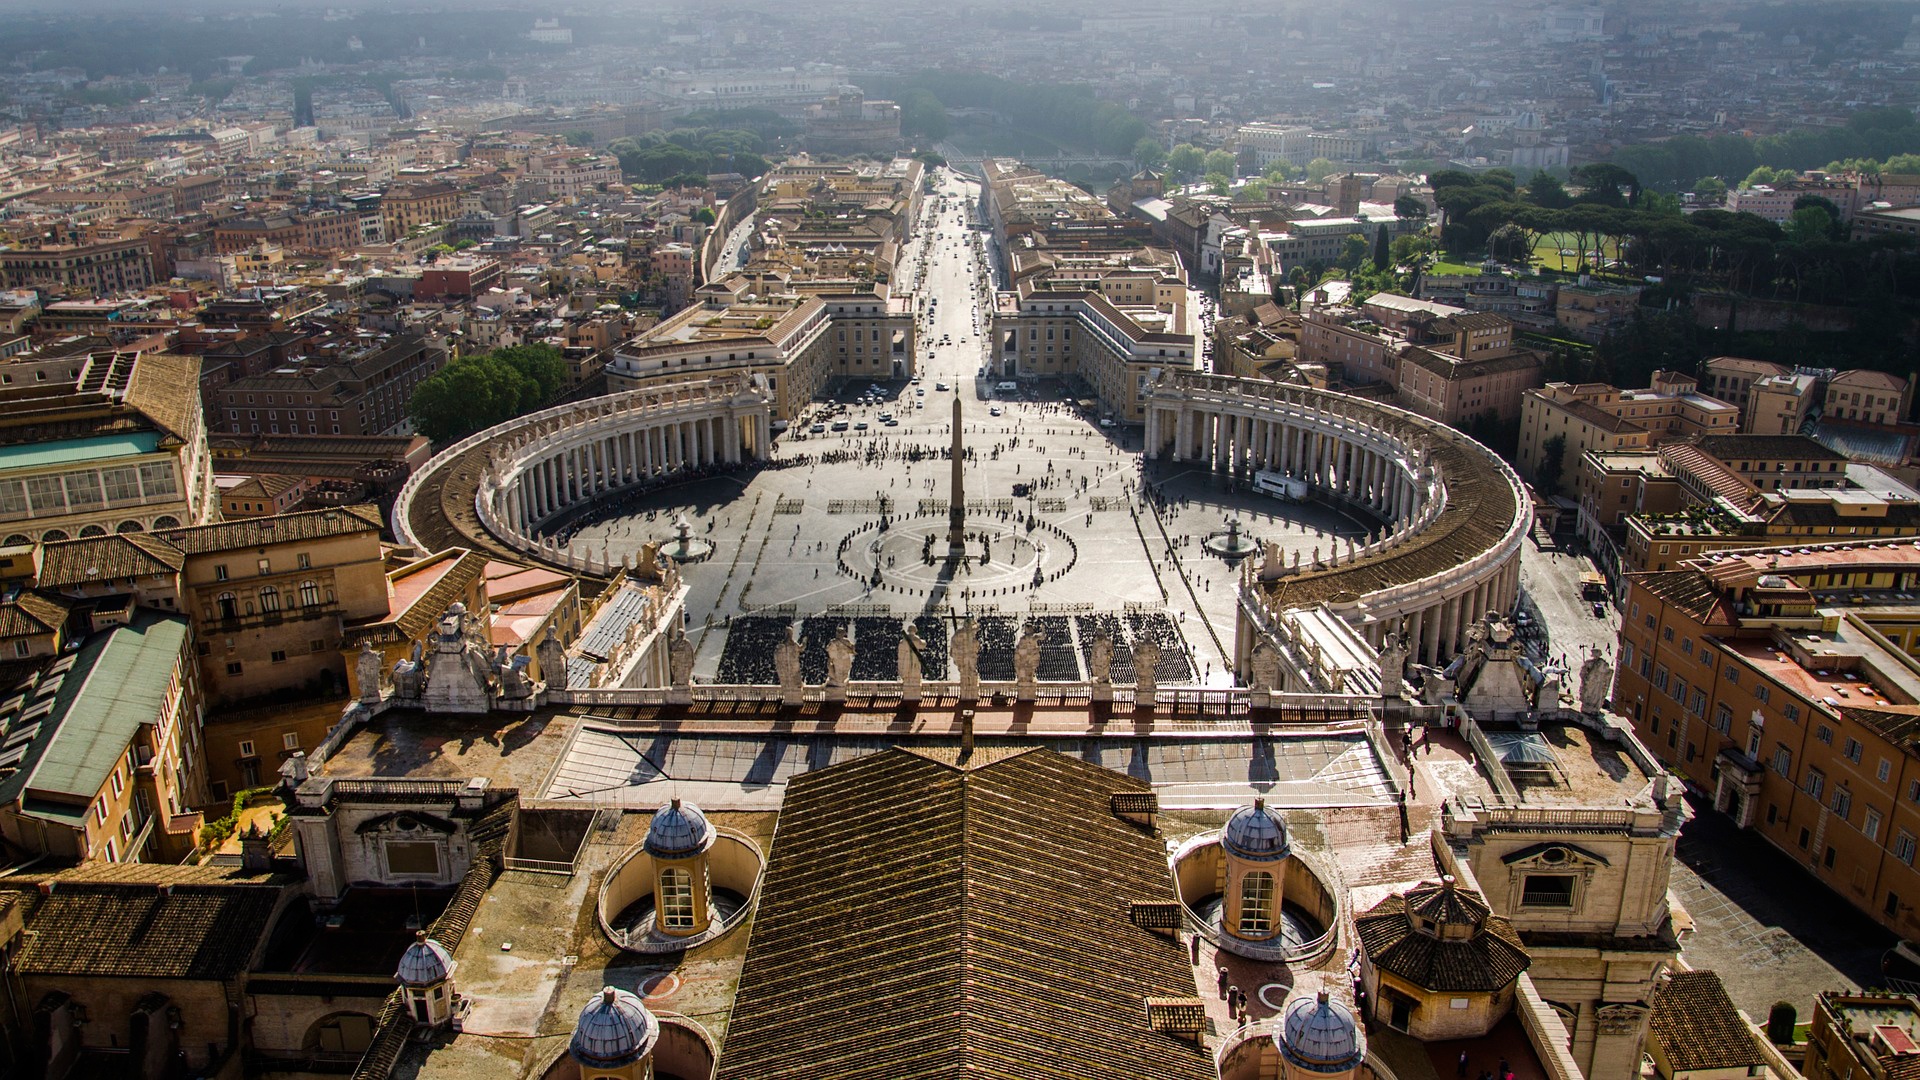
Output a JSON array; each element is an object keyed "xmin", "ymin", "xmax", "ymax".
[
  {"xmin": 226, "ymin": 661, "xmax": 243, "ymax": 676},
  {"xmin": 298, "ymin": 552, "xmax": 312, "ymax": 570},
  {"xmin": 281, "ymin": 732, "xmax": 300, "ymax": 750},
  {"xmin": 1756, "ymin": 685, "xmax": 1771, "ymax": 705},
  {"xmin": 1785, "ymin": 703, "xmax": 1799, "ymax": 722},
  {"xmin": 1521, "ymin": 874, "xmax": 1577, "ymax": 908},
  {"xmin": 1881, "ymin": 759, "xmax": 1894, "ymax": 783},
  {"xmin": 238, "ymin": 740, "xmax": 256, "ymax": 758},
  {"xmin": 259, "ymin": 586, "xmax": 280, "ymax": 613},
  {"xmin": 1834, "ymin": 788, "xmax": 1852, "ymax": 820},
  {"xmin": 1867, "ymin": 808, "xmax": 1883, "ymax": 842},
  {"xmin": 257, "ymin": 557, "xmax": 271, "ymax": 576},
  {"xmin": 1805, "ymin": 769, "xmax": 1825, "ymax": 799},
  {"xmin": 214, "ymin": 564, "xmax": 229, "ymax": 582},
  {"xmin": 270, "ymin": 649, "xmax": 287, "ymax": 663},
  {"xmin": 660, "ymin": 866, "xmax": 695, "ymax": 929},
  {"xmin": 1774, "ymin": 746, "xmax": 1793, "ymax": 776},
  {"xmin": 1817, "ymin": 725, "xmax": 1834, "ymax": 745},
  {"xmin": 385, "ymin": 841, "xmax": 441, "ymax": 877},
  {"xmin": 1845, "ymin": 738, "xmax": 1864, "ymax": 764},
  {"xmin": 1897, "ymin": 831, "xmax": 1917, "ymax": 867},
  {"xmin": 1682, "ymin": 638, "xmax": 1693, "ymax": 656},
  {"xmin": 1713, "ymin": 704, "xmax": 1732, "ymax": 733},
  {"xmin": 1238, "ymin": 871, "xmax": 1276, "ymax": 936},
  {"xmin": 299, "ymin": 580, "xmax": 320, "ymax": 607}
]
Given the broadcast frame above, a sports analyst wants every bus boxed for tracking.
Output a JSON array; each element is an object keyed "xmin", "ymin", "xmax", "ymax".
[{"xmin": 1253, "ymin": 470, "xmax": 1307, "ymax": 501}]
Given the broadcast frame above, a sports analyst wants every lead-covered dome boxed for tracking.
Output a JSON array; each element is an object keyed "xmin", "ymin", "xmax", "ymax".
[
  {"xmin": 1223, "ymin": 797, "xmax": 1290, "ymax": 862},
  {"xmin": 395, "ymin": 932, "xmax": 453, "ymax": 986},
  {"xmin": 645, "ymin": 797, "xmax": 715, "ymax": 858},
  {"xmin": 570, "ymin": 986, "xmax": 660, "ymax": 1068},
  {"xmin": 1277, "ymin": 990, "xmax": 1365, "ymax": 1073}
]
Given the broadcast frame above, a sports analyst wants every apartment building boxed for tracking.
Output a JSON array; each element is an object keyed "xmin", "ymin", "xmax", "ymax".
[
  {"xmin": 1615, "ymin": 540, "xmax": 1920, "ymax": 935},
  {"xmin": 1747, "ymin": 372, "xmax": 1820, "ymax": 435},
  {"xmin": 608, "ymin": 289, "xmax": 914, "ymax": 420},
  {"xmin": 0, "ymin": 610, "xmax": 206, "ymax": 864},
  {"xmin": 991, "ymin": 284, "xmax": 1196, "ymax": 422},
  {"xmin": 1517, "ymin": 375, "xmax": 1737, "ymax": 490},
  {"xmin": 214, "ymin": 331, "xmax": 446, "ymax": 437},
  {"xmin": 0, "ymin": 351, "xmax": 218, "ymax": 545},
  {"xmin": 1301, "ymin": 295, "xmax": 1541, "ymax": 424},
  {"xmin": 1554, "ymin": 281, "xmax": 1641, "ymax": 341},
  {"xmin": 381, "ymin": 183, "xmax": 460, "ymax": 238},
  {"xmin": 1826, "ymin": 369, "xmax": 1913, "ymax": 427},
  {"xmin": 0, "ymin": 238, "xmax": 156, "ymax": 295},
  {"xmin": 1852, "ymin": 205, "xmax": 1920, "ymax": 242},
  {"xmin": 1701, "ymin": 357, "xmax": 1790, "ymax": 414}
]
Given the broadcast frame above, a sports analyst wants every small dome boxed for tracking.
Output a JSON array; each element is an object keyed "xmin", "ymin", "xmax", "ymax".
[
  {"xmin": 395, "ymin": 932, "xmax": 453, "ymax": 986},
  {"xmin": 1223, "ymin": 797, "xmax": 1290, "ymax": 862},
  {"xmin": 1277, "ymin": 991, "xmax": 1365, "ymax": 1073},
  {"xmin": 645, "ymin": 797, "xmax": 715, "ymax": 858},
  {"xmin": 570, "ymin": 986, "xmax": 659, "ymax": 1068}
]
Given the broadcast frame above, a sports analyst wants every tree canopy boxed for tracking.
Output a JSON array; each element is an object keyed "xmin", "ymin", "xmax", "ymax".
[{"xmin": 408, "ymin": 344, "xmax": 567, "ymax": 444}]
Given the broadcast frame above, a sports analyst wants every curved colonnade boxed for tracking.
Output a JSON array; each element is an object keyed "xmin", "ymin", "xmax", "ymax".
[
  {"xmin": 394, "ymin": 376, "xmax": 773, "ymax": 575},
  {"xmin": 1143, "ymin": 372, "xmax": 1528, "ymax": 669}
]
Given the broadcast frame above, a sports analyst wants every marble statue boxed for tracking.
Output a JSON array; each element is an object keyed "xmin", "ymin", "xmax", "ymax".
[
  {"xmin": 1579, "ymin": 648, "xmax": 1613, "ymax": 714},
  {"xmin": 668, "ymin": 625, "xmax": 695, "ymax": 689},
  {"xmin": 392, "ymin": 642, "xmax": 424, "ymax": 700},
  {"xmin": 898, "ymin": 623, "xmax": 926, "ymax": 693},
  {"xmin": 499, "ymin": 653, "xmax": 534, "ymax": 699},
  {"xmin": 1378, "ymin": 631, "xmax": 1408, "ymax": 699},
  {"xmin": 638, "ymin": 541, "xmax": 660, "ymax": 580},
  {"xmin": 537, "ymin": 633, "xmax": 566, "ymax": 690},
  {"xmin": 774, "ymin": 623, "xmax": 802, "ymax": 700},
  {"xmin": 1013, "ymin": 627, "xmax": 1045, "ymax": 690},
  {"xmin": 1088, "ymin": 634, "xmax": 1114, "ymax": 685},
  {"xmin": 1133, "ymin": 637, "xmax": 1161, "ymax": 702},
  {"xmin": 422, "ymin": 602, "xmax": 497, "ymax": 714},
  {"xmin": 1249, "ymin": 640, "xmax": 1281, "ymax": 692},
  {"xmin": 951, "ymin": 617, "xmax": 981, "ymax": 699},
  {"xmin": 356, "ymin": 640, "xmax": 383, "ymax": 705},
  {"xmin": 826, "ymin": 625, "xmax": 855, "ymax": 687}
]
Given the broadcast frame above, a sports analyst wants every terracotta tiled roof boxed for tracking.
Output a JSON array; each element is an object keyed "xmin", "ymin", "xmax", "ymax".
[
  {"xmin": 1693, "ymin": 433, "xmax": 1847, "ymax": 463},
  {"xmin": 0, "ymin": 593, "xmax": 72, "ymax": 638},
  {"xmin": 1830, "ymin": 369, "xmax": 1907, "ymax": 392},
  {"xmin": 1841, "ymin": 706, "xmax": 1920, "ymax": 753},
  {"xmin": 121, "ymin": 352, "xmax": 202, "ymax": 443},
  {"xmin": 716, "ymin": 746, "xmax": 1214, "ymax": 1080},
  {"xmin": 1631, "ymin": 570, "xmax": 1739, "ymax": 626},
  {"xmin": 158, "ymin": 503, "xmax": 382, "ymax": 555},
  {"xmin": 1648, "ymin": 970, "xmax": 1767, "ymax": 1071},
  {"xmin": 36, "ymin": 533, "xmax": 185, "ymax": 586},
  {"xmin": 7, "ymin": 874, "xmax": 281, "ymax": 980},
  {"xmin": 1354, "ymin": 880, "xmax": 1530, "ymax": 993}
]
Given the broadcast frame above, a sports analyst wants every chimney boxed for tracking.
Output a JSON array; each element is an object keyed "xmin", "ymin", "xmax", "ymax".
[
  {"xmin": 240, "ymin": 823, "xmax": 274, "ymax": 872},
  {"xmin": 1144, "ymin": 997, "xmax": 1209, "ymax": 1043},
  {"xmin": 960, "ymin": 708, "xmax": 975, "ymax": 759}
]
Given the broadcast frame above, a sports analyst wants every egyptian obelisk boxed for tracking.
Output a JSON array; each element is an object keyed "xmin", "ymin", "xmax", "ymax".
[{"xmin": 947, "ymin": 395, "xmax": 966, "ymax": 558}]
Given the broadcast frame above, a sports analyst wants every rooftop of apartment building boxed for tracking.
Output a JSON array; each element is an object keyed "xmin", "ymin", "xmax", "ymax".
[{"xmin": 0, "ymin": 350, "xmax": 199, "ymax": 448}]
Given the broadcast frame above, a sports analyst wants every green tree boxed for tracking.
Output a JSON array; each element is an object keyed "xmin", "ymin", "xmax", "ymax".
[
  {"xmin": 900, "ymin": 89, "xmax": 949, "ymax": 141},
  {"xmin": 1693, "ymin": 176, "xmax": 1728, "ymax": 202},
  {"xmin": 1205, "ymin": 172, "xmax": 1231, "ymax": 196},
  {"xmin": 407, "ymin": 355, "xmax": 535, "ymax": 444},
  {"xmin": 1525, "ymin": 170, "xmax": 1572, "ymax": 209},
  {"xmin": 1371, "ymin": 222, "xmax": 1391, "ymax": 272},
  {"xmin": 693, "ymin": 206, "xmax": 717, "ymax": 225},
  {"xmin": 1240, "ymin": 180, "xmax": 1267, "ymax": 202},
  {"xmin": 1203, "ymin": 149, "xmax": 1238, "ymax": 178},
  {"xmin": 1742, "ymin": 165, "xmax": 1785, "ymax": 189},
  {"xmin": 563, "ymin": 130, "xmax": 595, "ymax": 147},
  {"xmin": 1305, "ymin": 157, "xmax": 1339, "ymax": 184},
  {"xmin": 1336, "ymin": 232, "xmax": 1369, "ymax": 271},
  {"xmin": 1536, "ymin": 433, "xmax": 1567, "ymax": 498},
  {"xmin": 1785, "ymin": 204, "xmax": 1835, "ymax": 245},
  {"xmin": 1166, "ymin": 143, "xmax": 1205, "ymax": 178},
  {"xmin": 491, "ymin": 344, "xmax": 567, "ymax": 403},
  {"xmin": 1133, "ymin": 136, "xmax": 1166, "ymax": 171},
  {"xmin": 1264, "ymin": 162, "xmax": 1299, "ymax": 183},
  {"xmin": 1393, "ymin": 194, "xmax": 1428, "ymax": 219}
]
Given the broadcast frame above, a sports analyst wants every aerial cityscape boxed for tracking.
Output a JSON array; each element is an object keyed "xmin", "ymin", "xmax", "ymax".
[{"xmin": 2, "ymin": 0, "xmax": 1920, "ymax": 1077}]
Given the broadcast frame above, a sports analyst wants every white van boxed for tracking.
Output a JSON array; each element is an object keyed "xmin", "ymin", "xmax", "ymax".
[{"xmin": 996, "ymin": 381, "xmax": 1018, "ymax": 395}]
